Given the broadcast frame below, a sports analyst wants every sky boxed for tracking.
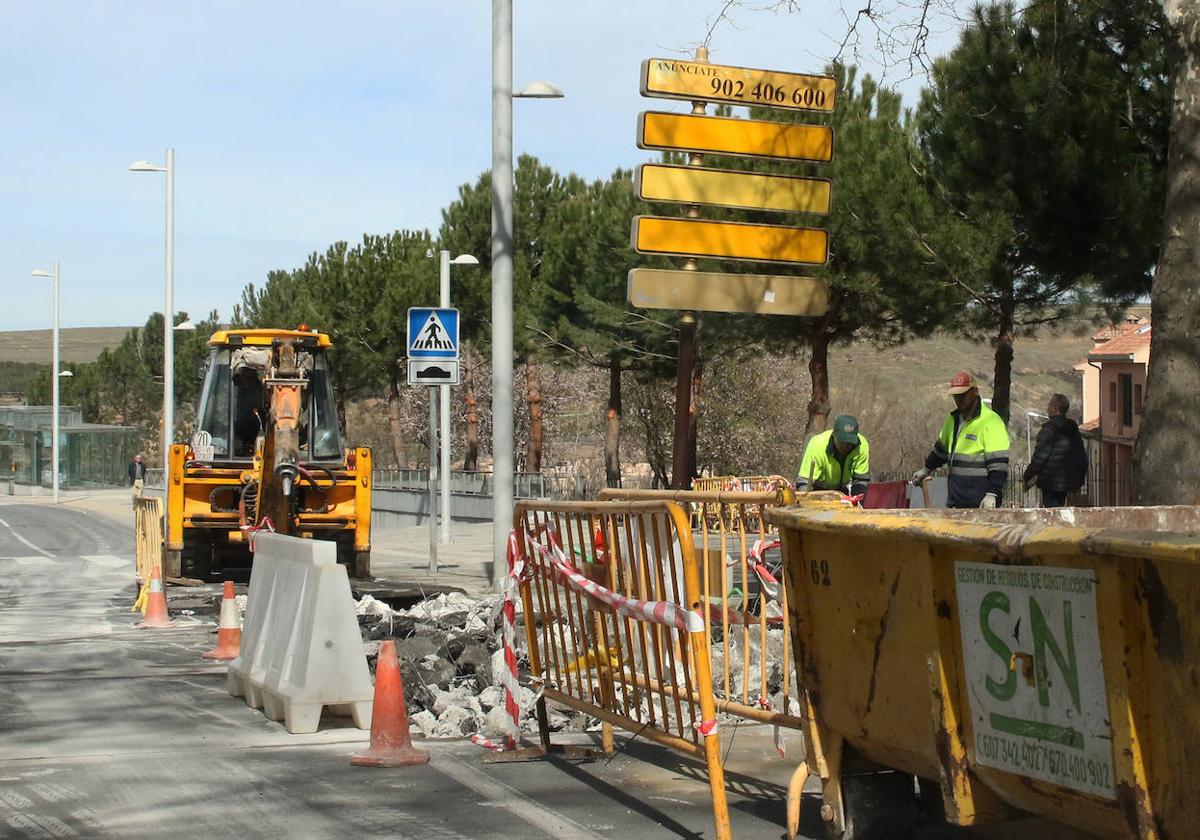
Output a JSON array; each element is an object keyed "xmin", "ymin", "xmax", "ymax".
[{"xmin": 0, "ymin": 1, "xmax": 964, "ymax": 332}]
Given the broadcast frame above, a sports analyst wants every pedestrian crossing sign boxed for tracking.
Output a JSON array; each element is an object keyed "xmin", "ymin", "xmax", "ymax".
[{"xmin": 407, "ymin": 307, "xmax": 460, "ymax": 360}]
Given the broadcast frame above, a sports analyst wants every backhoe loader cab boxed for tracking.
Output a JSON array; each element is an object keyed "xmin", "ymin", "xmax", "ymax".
[{"xmin": 165, "ymin": 329, "xmax": 372, "ymax": 581}]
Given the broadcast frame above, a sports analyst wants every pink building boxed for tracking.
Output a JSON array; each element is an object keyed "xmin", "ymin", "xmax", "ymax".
[{"xmin": 1074, "ymin": 317, "xmax": 1150, "ymax": 505}]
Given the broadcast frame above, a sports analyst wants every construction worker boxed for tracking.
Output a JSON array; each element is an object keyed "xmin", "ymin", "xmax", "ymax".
[
  {"xmin": 796, "ymin": 415, "xmax": 871, "ymax": 497},
  {"xmin": 912, "ymin": 372, "xmax": 1010, "ymax": 508}
]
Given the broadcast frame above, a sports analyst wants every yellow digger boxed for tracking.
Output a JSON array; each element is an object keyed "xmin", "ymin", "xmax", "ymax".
[{"xmin": 164, "ymin": 327, "xmax": 372, "ymax": 580}]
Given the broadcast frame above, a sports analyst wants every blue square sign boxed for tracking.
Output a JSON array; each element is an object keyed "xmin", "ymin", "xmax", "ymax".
[{"xmin": 407, "ymin": 307, "xmax": 459, "ymax": 360}]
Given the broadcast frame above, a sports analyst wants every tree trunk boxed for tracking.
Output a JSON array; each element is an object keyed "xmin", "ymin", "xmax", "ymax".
[
  {"xmin": 525, "ymin": 358, "xmax": 543, "ymax": 473},
  {"xmin": 605, "ymin": 356, "xmax": 622, "ymax": 488},
  {"xmin": 671, "ymin": 314, "xmax": 697, "ymax": 489},
  {"xmin": 687, "ymin": 350, "xmax": 703, "ymax": 480},
  {"xmin": 991, "ymin": 304, "xmax": 1016, "ymax": 426},
  {"xmin": 805, "ymin": 319, "xmax": 832, "ymax": 434},
  {"xmin": 464, "ymin": 361, "xmax": 479, "ymax": 472},
  {"xmin": 385, "ymin": 365, "xmax": 405, "ymax": 468},
  {"xmin": 1135, "ymin": 7, "xmax": 1200, "ymax": 504}
]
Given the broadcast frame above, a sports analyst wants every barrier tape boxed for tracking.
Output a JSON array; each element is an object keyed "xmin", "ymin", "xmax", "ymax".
[
  {"xmin": 748, "ymin": 538, "xmax": 782, "ymax": 602},
  {"xmin": 241, "ymin": 517, "xmax": 276, "ymax": 552},
  {"xmin": 469, "ymin": 733, "xmax": 507, "ymax": 752},
  {"xmin": 525, "ymin": 525, "xmax": 705, "ymax": 633},
  {"xmin": 695, "ymin": 717, "xmax": 719, "ymax": 737},
  {"xmin": 471, "ymin": 531, "xmax": 525, "ymax": 754}
]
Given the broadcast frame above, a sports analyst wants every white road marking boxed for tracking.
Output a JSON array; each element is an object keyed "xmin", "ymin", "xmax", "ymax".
[
  {"xmin": 0, "ymin": 517, "xmax": 54, "ymax": 557},
  {"xmin": 14, "ymin": 556, "xmax": 54, "ymax": 566},
  {"xmin": 433, "ymin": 752, "xmax": 608, "ymax": 840},
  {"xmin": 81, "ymin": 555, "xmax": 130, "ymax": 569}
]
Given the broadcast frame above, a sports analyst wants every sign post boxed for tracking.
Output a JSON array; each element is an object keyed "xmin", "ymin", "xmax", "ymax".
[{"xmin": 408, "ymin": 307, "xmax": 461, "ymax": 574}]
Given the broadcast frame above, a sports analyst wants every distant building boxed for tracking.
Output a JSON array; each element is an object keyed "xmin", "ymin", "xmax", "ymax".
[
  {"xmin": 1073, "ymin": 316, "xmax": 1151, "ymax": 505},
  {"xmin": 0, "ymin": 406, "xmax": 137, "ymax": 489}
]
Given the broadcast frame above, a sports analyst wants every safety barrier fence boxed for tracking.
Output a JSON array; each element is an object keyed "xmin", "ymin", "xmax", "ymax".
[
  {"xmin": 512, "ymin": 499, "xmax": 731, "ymax": 840},
  {"xmin": 132, "ymin": 497, "xmax": 164, "ymax": 612},
  {"xmin": 687, "ymin": 475, "xmax": 791, "ymax": 530}
]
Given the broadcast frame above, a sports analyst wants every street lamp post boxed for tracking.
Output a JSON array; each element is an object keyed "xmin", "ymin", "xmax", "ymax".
[
  {"xmin": 129, "ymin": 149, "xmax": 175, "ymax": 467},
  {"xmin": 491, "ymin": 0, "xmax": 563, "ymax": 587},
  {"xmin": 439, "ymin": 251, "xmax": 478, "ymax": 545},
  {"xmin": 1025, "ymin": 410, "xmax": 1048, "ymax": 462},
  {"xmin": 30, "ymin": 264, "xmax": 60, "ymax": 502}
]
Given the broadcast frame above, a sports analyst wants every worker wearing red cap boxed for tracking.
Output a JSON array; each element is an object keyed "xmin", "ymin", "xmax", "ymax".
[{"xmin": 911, "ymin": 372, "xmax": 1010, "ymax": 508}]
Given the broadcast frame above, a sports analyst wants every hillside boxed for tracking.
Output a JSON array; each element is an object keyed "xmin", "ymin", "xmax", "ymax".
[{"xmin": 0, "ymin": 327, "xmax": 133, "ymax": 365}]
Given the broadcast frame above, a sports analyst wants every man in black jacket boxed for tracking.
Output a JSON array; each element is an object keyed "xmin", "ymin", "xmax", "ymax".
[{"xmin": 1023, "ymin": 394, "xmax": 1087, "ymax": 507}]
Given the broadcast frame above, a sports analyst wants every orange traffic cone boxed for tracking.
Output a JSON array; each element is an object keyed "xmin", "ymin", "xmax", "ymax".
[
  {"xmin": 351, "ymin": 640, "xmax": 430, "ymax": 767},
  {"xmin": 203, "ymin": 581, "xmax": 241, "ymax": 660},
  {"xmin": 136, "ymin": 566, "xmax": 174, "ymax": 628}
]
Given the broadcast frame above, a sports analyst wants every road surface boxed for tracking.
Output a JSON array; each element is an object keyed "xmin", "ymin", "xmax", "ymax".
[{"xmin": 0, "ymin": 499, "xmax": 828, "ymax": 840}]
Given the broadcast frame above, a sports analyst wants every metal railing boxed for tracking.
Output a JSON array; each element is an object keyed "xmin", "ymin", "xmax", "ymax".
[{"xmin": 372, "ymin": 468, "xmax": 547, "ymax": 499}]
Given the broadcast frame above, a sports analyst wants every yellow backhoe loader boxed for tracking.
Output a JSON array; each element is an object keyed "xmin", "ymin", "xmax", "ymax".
[{"xmin": 164, "ymin": 328, "xmax": 372, "ymax": 580}]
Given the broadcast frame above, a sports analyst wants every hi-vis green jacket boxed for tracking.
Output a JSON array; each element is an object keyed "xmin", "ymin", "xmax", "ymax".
[
  {"xmin": 924, "ymin": 404, "xmax": 1010, "ymax": 507},
  {"xmin": 797, "ymin": 430, "xmax": 871, "ymax": 496}
]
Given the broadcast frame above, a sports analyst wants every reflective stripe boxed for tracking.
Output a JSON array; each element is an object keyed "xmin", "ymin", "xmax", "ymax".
[
  {"xmin": 984, "ymin": 449, "xmax": 1010, "ymax": 460},
  {"xmin": 950, "ymin": 466, "xmax": 989, "ymax": 477},
  {"xmin": 853, "ymin": 472, "xmax": 872, "ymax": 481},
  {"xmin": 950, "ymin": 453, "xmax": 986, "ymax": 465},
  {"xmin": 988, "ymin": 464, "xmax": 1010, "ymax": 475}
]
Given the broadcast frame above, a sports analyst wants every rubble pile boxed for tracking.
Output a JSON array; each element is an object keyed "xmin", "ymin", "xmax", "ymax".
[
  {"xmin": 354, "ymin": 592, "xmax": 798, "ymax": 740},
  {"xmin": 356, "ymin": 592, "xmax": 570, "ymax": 740},
  {"xmin": 708, "ymin": 626, "xmax": 802, "ymax": 716}
]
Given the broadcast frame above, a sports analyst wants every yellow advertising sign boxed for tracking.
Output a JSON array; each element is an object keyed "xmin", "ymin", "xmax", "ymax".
[
  {"xmin": 628, "ymin": 268, "xmax": 828, "ymax": 316},
  {"xmin": 641, "ymin": 58, "xmax": 836, "ymax": 113},
  {"xmin": 631, "ymin": 216, "xmax": 828, "ymax": 266},
  {"xmin": 636, "ymin": 163, "xmax": 831, "ymax": 215},
  {"xmin": 639, "ymin": 112, "xmax": 833, "ymax": 163}
]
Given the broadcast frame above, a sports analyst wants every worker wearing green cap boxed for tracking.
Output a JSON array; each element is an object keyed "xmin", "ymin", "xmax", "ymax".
[{"xmin": 796, "ymin": 415, "xmax": 872, "ymax": 497}]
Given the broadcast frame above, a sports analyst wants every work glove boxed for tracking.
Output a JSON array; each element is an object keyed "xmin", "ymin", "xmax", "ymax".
[
  {"xmin": 980, "ymin": 493, "xmax": 998, "ymax": 509},
  {"xmin": 910, "ymin": 467, "xmax": 932, "ymax": 485}
]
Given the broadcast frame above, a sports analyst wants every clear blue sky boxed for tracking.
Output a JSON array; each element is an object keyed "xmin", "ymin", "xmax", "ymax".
[{"xmin": 0, "ymin": 1, "xmax": 960, "ymax": 331}]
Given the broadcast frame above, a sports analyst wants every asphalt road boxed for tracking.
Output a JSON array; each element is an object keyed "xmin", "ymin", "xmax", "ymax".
[{"xmin": 0, "ymin": 499, "xmax": 827, "ymax": 840}]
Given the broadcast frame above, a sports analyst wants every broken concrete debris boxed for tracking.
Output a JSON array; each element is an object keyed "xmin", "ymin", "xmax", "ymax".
[{"xmin": 354, "ymin": 591, "xmax": 797, "ymax": 740}]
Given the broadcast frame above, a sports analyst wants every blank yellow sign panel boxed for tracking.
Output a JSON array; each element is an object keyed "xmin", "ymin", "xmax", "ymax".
[
  {"xmin": 632, "ymin": 216, "xmax": 828, "ymax": 266},
  {"xmin": 636, "ymin": 164, "xmax": 831, "ymax": 215},
  {"xmin": 639, "ymin": 112, "xmax": 833, "ymax": 163},
  {"xmin": 628, "ymin": 268, "xmax": 829, "ymax": 316}
]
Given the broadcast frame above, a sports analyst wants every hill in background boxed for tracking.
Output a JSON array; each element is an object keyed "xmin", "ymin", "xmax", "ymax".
[{"xmin": 0, "ymin": 327, "xmax": 133, "ymax": 365}]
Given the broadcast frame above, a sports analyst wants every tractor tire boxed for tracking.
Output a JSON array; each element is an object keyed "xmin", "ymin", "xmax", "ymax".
[
  {"xmin": 164, "ymin": 549, "xmax": 182, "ymax": 579},
  {"xmin": 180, "ymin": 535, "xmax": 214, "ymax": 581},
  {"xmin": 836, "ymin": 772, "xmax": 919, "ymax": 840},
  {"xmin": 352, "ymin": 551, "xmax": 371, "ymax": 579}
]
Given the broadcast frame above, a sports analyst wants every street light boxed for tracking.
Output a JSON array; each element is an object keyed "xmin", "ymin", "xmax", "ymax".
[
  {"xmin": 175, "ymin": 319, "xmax": 195, "ymax": 332},
  {"xmin": 438, "ymin": 252, "xmax": 479, "ymax": 545},
  {"xmin": 128, "ymin": 148, "xmax": 175, "ymax": 469},
  {"xmin": 30, "ymin": 265, "xmax": 60, "ymax": 503},
  {"xmin": 492, "ymin": 0, "xmax": 564, "ymax": 588},
  {"xmin": 1025, "ymin": 410, "xmax": 1049, "ymax": 462}
]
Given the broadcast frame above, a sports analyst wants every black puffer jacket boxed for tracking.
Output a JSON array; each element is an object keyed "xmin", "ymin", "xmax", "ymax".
[{"xmin": 1023, "ymin": 415, "xmax": 1087, "ymax": 493}]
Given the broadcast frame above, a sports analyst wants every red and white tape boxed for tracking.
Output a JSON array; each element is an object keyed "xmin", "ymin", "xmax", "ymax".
[
  {"xmin": 472, "ymin": 530, "xmax": 526, "ymax": 754},
  {"xmin": 525, "ymin": 526, "xmax": 704, "ymax": 633},
  {"xmin": 748, "ymin": 538, "xmax": 782, "ymax": 602}
]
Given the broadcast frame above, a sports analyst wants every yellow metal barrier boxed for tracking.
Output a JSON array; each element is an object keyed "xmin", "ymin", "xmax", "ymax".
[
  {"xmin": 602, "ymin": 487, "xmax": 840, "ymax": 838},
  {"xmin": 688, "ymin": 475, "xmax": 792, "ymax": 530},
  {"xmin": 513, "ymin": 499, "xmax": 731, "ymax": 840},
  {"xmin": 134, "ymin": 497, "xmax": 164, "ymax": 606},
  {"xmin": 769, "ymin": 504, "xmax": 1200, "ymax": 840}
]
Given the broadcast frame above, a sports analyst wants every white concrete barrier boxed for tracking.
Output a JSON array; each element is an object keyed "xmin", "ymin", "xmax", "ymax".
[{"xmin": 227, "ymin": 533, "xmax": 373, "ymax": 734}]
